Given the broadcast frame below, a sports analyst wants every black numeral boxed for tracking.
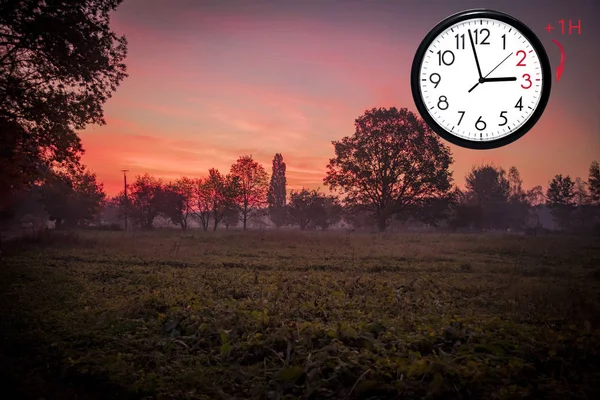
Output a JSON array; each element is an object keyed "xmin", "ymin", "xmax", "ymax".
[
  {"xmin": 475, "ymin": 116, "xmax": 486, "ymax": 131},
  {"xmin": 501, "ymin": 34, "xmax": 506, "ymax": 50},
  {"xmin": 437, "ymin": 95, "xmax": 449, "ymax": 110},
  {"xmin": 474, "ymin": 28, "xmax": 490, "ymax": 45},
  {"xmin": 457, "ymin": 111, "xmax": 465, "ymax": 125},
  {"xmin": 499, "ymin": 111, "xmax": 508, "ymax": 126},
  {"xmin": 437, "ymin": 50, "xmax": 455, "ymax": 66},
  {"xmin": 429, "ymin": 73, "xmax": 441, "ymax": 88},
  {"xmin": 455, "ymin": 34, "xmax": 465, "ymax": 49},
  {"xmin": 515, "ymin": 97, "xmax": 523, "ymax": 111}
]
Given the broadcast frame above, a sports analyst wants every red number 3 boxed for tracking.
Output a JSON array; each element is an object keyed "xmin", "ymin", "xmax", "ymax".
[{"xmin": 521, "ymin": 74, "xmax": 532, "ymax": 89}]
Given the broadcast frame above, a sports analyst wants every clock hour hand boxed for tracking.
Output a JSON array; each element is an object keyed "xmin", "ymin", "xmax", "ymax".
[
  {"xmin": 482, "ymin": 77, "xmax": 517, "ymax": 82},
  {"xmin": 468, "ymin": 29, "xmax": 483, "ymax": 79}
]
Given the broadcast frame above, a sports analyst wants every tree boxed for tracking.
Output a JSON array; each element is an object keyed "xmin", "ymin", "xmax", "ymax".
[
  {"xmin": 199, "ymin": 169, "xmax": 241, "ymax": 231},
  {"xmin": 588, "ymin": 161, "xmax": 600, "ymax": 205},
  {"xmin": 506, "ymin": 166, "xmax": 530, "ymax": 230},
  {"xmin": 287, "ymin": 189, "xmax": 316, "ymax": 230},
  {"xmin": 463, "ymin": 164, "xmax": 510, "ymax": 230},
  {"xmin": 0, "ymin": 0, "xmax": 128, "ymax": 212},
  {"xmin": 572, "ymin": 177, "xmax": 594, "ymax": 231},
  {"xmin": 161, "ymin": 177, "xmax": 196, "ymax": 231},
  {"xmin": 195, "ymin": 177, "xmax": 212, "ymax": 231},
  {"xmin": 123, "ymin": 174, "xmax": 164, "ymax": 230},
  {"xmin": 287, "ymin": 189, "xmax": 342, "ymax": 230},
  {"xmin": 230, "ymin": 155, "xmax": 269, "ymax": 230},
  {"xmin": 312, "ymin": 193, "xmax": 343, "ymax": 230},
  {"xmin": 267, "ymin": 153, "xmax": 287, "ymax": 228},
  {"xmin": 171, "ymin": 177, "xmax": 196, "ymax": 231},
  {"xmin": 324, "ymin": 107, "xmax": 453, "ymax": 232},
  {"xmin": 546, "ymin": 174, "xmax": 576, "ymax": 231},
  {"xmin": 40, "ymin": 166, "xmax": 106, "ymax": 229}
]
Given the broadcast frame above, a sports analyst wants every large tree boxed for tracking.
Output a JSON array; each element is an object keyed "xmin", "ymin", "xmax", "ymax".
[
  {"xmin": 230, "ymin": 155, "xmax": 269, "ymax": 230},
  {"xmin": 0, "ymin": 0, "xmax": 127, "ymax": 208},
  {"xmin": 324, "ymin": 107, "xmax": 453, "ymax": 232},
  {"xmin": 0, "ymin": 0, "xmax": 127, "ymax": 249},
  {"xmin": 546, "ymin": 174, "xmax": 576, "ymax": 231},
  {"xmin": 267, "ymin": 153, "xmax": 287, "ymax": 228}
]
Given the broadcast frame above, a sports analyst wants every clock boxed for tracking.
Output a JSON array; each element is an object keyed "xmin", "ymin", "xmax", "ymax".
[{"xmin": 410, "ymin": 9, "xmax": 552, "ymax": 150}]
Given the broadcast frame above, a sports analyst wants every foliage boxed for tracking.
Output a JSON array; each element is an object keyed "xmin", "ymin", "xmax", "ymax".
[
  {"xmin": 546, "ymin": 174, "xmax": 576, "ymax": 230},
  {"xmin": 267, "ymin": 153, "xmax": 287, "ymax": 228},
  {"xmin": 230, "ymin": 155, "xmax": 269, "ymax": 230},
  {"xmin": 588, "ymin": 160, "xmax": 600, "ymax": 205},
  {"xmin": 40, "ymin": 166, "xmax": 106, "ymax": 228},
  {"xmin": 288, "ymin": 189, "xmax": 342, "ymax": 230},
  {"xmin": 0, "ymin": 0, "xmax": 128, "ymax": 209},
  {"xmin": 196, "ymin": 169, "xmax": 241, "ymax": 231},
  {"xmin": 119, "ymin": 174, "xmax": 164, "ymax": 230},
  {"xmin": 324, "ymin": 107, "xmax": 453, "ymax": 232},
  {"xmin": 1, "ymin": 230, "xmax": 599, "ymax": 399},
  {"xmin": 161, "ymin": 177, "xmax": 196, "ymax": 231}
]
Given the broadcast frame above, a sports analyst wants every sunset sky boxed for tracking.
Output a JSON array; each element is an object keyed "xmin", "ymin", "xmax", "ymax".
[{"xmin": 80, "ymin": 0, "xmax": 600, "ymax": 196}]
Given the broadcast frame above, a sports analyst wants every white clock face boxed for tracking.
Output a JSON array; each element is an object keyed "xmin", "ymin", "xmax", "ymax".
[{"xmin": 417, "ymin": 17, "xmax": 544, "ymax": 143}]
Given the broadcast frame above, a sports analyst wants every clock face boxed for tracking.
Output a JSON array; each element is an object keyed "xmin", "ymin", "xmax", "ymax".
[{"xmin": 411, "ymin": 10, "xmax": 551, "ymax": 149}]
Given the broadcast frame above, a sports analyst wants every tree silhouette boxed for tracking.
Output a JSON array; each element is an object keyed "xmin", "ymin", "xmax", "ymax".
[
  {"xmin": 123, "ymin": 174, "xmax": 163, "ymax": 230},
  {"xmin": 198, "ymin": 169, "xmax": 241, "ymax": 231},
  {"xmin": 464, "ymin": 164, "xmax": 510, "ymax": 230},
  {"xmin": 40, "ymin": 166, "xmax": 106, "ymax": 229},
  {"xmin": 324, "ymin": 107, "xmax": 453, "ymax": 232},
  {"xmin": 171, "ymin": 177, "xmax": 196, "ymax": 231},
  {"xmin": 0, "ymin": 0, "xmax": 127, "ymax": 211},
  {"xmin": 588, "ymin": 161, "xmax": 600, "ymax": 205},
  {"xmin": 230, "ymin": 155, "xmax": 269, "ymax": 231},
  {"xmin": 161, "ymin": 177, "xmax": 196, "ymax": 231},
  {"xmin": 195, "ymin": 176, "xmax": 213, "ymax": 231},
  {"xmin": 267, "ymin": 153, "xmax": 287, "ymax": 228},
  {"xmin": 546, "ymin": 174, "xmax": 576, "ymax": 230},
  {"xmin": 288, "ymin": 189, "xmax": 342, "ymax": 230}
]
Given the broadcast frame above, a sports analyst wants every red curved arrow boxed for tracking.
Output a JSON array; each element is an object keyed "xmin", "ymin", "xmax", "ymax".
[{"xmin": 552, "ymin": 39, "xmax": 565, "ymax": 82}]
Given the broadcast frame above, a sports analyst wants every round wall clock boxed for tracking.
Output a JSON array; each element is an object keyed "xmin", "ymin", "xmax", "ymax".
[{"xmin": 410, "ymin": 9, "xmax": 552, "ymax": 150}]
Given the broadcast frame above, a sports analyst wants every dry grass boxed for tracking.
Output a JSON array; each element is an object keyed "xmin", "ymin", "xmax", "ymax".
[{"xmin": 1, "ymin": 229, "xmax": 599, "ymax": 399}]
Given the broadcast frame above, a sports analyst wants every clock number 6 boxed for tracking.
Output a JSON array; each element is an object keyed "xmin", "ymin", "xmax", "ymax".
[
  {"xmin": 475, "ymin": 116, "xmax": 486, "ymax": 131},
  {"xmin": 521, "ymin": 74, "xmax": 532, "ymax": 89}
]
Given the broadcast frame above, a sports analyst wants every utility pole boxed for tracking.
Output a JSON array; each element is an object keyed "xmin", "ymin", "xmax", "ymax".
[{"xmin": 121, "ymin": 170, "xmax": 129, "ymax": 230}]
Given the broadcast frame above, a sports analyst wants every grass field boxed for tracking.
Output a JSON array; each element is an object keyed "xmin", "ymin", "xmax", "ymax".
[{"xmin": 1, "ymin": 230, "xmax": 599, "ymax": 399}]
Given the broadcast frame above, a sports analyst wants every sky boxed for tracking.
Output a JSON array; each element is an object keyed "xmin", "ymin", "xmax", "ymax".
[{"xmin": 79, "ymin": 0, "xmax": 600, "ymax": 196}]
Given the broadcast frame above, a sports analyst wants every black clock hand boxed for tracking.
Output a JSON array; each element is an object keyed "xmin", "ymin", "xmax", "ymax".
[
  {"xmin": 468, "ymin": 29, "xmax": 483, "ymax": 79},
  {"xmin": 482, "ymin": 77, "xmax": 517, "ymax": 82},
  {"xmin": 468, "ymin": 52, "xmax": 514, "ymax": 93}
]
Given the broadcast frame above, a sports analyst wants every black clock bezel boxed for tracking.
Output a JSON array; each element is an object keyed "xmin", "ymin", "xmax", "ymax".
[{"xmin": 410, "ymin": 9, "xmax": 552, "ymax": 150}]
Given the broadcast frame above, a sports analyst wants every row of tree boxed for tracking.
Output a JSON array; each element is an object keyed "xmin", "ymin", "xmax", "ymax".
[
  {"xmin": 103, "ymin": 154, "xmax": 343, "ymax": 231},
  {"xmin": 6, "ymin": 107, "xmax": 600, "ymax": 235}
]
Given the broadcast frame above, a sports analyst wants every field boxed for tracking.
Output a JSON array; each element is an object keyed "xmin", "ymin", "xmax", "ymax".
[{"xmin": 1, "ymin": 230, "xmax": 599, "ymax": 399}]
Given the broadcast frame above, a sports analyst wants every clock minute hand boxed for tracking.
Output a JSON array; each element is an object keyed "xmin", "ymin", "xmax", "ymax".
[{"xmin": 468, "ymin": 29, "xmax": 483, "ymax": 79}]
